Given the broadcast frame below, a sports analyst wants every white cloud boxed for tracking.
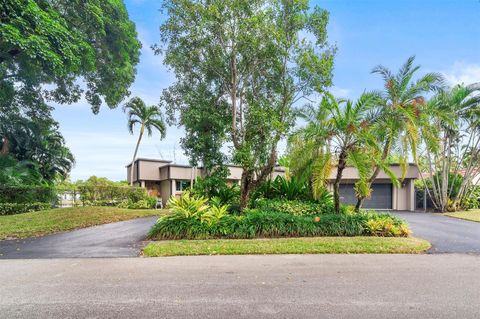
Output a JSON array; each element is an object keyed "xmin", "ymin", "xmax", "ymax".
[{"xmin": 443, "ymin": 62, "xmax": 480, "ymax": 86}]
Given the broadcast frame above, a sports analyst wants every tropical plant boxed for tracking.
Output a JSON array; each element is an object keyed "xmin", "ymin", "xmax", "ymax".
[
  {"xmin": 124, "ymin": 97, "xmax": 166, "ymax": 186},
  {"xmin": 157, "ymin": 0, "xmax": 335, "ymax": 209},
  {"xmin": 418, "ymin": 83, "xmax": 480, "ymax": 211},
  {"xmin": 292, "ymin": 92, "xmax": 396, "ymax": 213},
  {"xmin": 354, "ymin": 56, "xmax": 444, "ymax": 210},
  {"xmin": 252, "ymin": 176, "xmax": 310, "ymax": 201}
]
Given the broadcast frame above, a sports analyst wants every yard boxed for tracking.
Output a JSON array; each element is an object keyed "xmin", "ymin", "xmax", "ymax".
[
  {"xmin": 0, "ymin": 206, "xmax": 167, "ymax": 240},
  {"xmin": 143, "ymin": 237, "xmax": 431, "ymax": 256},
  {"xmin": 444, "ymin": 210, "xmax": 480, "ymax": 223}
]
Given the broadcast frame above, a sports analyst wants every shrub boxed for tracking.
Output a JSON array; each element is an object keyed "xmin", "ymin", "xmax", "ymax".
[
  {"xmin": 253, "ymin": 198, "xmax": 334, "ymax": 215},
  {"xmin": 117, "ymin": 196, "xmax": 157, "ymax": 209},
  {"xmin": 0, "ymin": 202, "xmax": 51, "ymax": 215},
  {"xmin": 252, "ymin": 176, "xmax": 310, "ymax": 201},
  {"xmin": 362, "ymin": 212, "xmax": 411, "ymax": 237},
  {"xmin": 149, "ymin": 192, "xmax": 231, "ymax": 237},
  {"xmin": 0, "ymin": 185, "xmax": 57, "ymax": 204}
]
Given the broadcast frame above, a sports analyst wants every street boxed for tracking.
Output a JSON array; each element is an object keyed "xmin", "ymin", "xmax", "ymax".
[{"xmin": 1, "ymin": 254, "xmax": 479, "ymax": 319}]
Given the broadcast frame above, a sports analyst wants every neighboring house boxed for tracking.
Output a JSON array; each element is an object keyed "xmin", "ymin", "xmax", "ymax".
[{"xmin": 127, "ymin": 158, "xmax": 419, "ymax": 211}]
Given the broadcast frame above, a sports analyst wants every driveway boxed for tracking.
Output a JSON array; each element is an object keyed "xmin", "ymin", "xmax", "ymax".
[
  {"xmin": 1, "ymin": 254, "xmax": 479, "ymax": 319},
  {"xmin": 391, "ymin": 211, "xmax": 480, "ymax": 253},
  {"xmin": 0, "ymin": 216, "xmax": 158, "ymax": 259}
]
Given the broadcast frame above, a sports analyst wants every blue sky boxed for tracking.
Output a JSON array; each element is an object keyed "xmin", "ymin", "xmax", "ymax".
[{"xmin": 52, "ymin": 0, "xmax": 480, "ymax": 181}]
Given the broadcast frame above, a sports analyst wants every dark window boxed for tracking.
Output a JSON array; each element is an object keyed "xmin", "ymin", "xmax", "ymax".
[{"xmin": 176, "ymin": 180, "xmax": 191, "ymax": 192}]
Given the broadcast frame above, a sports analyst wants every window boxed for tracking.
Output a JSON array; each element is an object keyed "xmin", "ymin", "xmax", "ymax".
[{"xmin": 176, "ymin": 180, "xmax": 191, "ymax": 192}]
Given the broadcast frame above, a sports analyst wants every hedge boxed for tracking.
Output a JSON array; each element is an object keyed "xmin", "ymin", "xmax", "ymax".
[{"xmin": 0, "ymin": 202, "xmax": 52, "ymax": 216}]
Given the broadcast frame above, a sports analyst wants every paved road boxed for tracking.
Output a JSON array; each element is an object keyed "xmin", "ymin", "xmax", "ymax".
[
  {"xmin": 0, "ymin": 216, "xmax": 158, "ymax": 258},
  {"xmin": 1, "ymin": 254, "xmax": 479, "ymax": 319},
  {"xmin": 391, "ymin": 211, "xmax": 480, "ymax": 253}
]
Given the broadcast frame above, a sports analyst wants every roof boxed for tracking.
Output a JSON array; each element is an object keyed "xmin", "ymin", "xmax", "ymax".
[{"xmin": 125, "ymin": 158, "xmax": 172, "ymax": 168}]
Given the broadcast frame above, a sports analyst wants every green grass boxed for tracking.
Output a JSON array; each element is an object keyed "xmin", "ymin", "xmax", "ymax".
[
  {"xmin": 444, "ymin": 209, "xmax": 480, "ymax": 222},
  {"xmin": 143, "ymin": 236, "xmax": 431, "ymax": 257},
  {"xmin": 0, "ymin": 206, "xmax": 167, "ymax": 240}
]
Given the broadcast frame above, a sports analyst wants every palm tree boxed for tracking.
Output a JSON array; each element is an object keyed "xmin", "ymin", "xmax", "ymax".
[
  {"xmin": 419, "ymin": 84, "xmax": 480, "ymax": 212},
  {"xmin": 124, "ymin": 97, "xmax": 166, "ymax": 186},
  {"xmin": 293, "ymin": 92, "xmax": 389, "ymax": 213},
  {"xmin": 354, "ymin": 56, "xmax": 445, "ymax": 211}
]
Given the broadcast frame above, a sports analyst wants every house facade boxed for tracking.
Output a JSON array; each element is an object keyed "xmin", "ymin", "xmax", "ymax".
[
  {"xmin": 127, "ymin": 158, "xmax": 419, "ymax": 211},
  {"xmin": 328, "ymin": 164, "xmax": 419, "ymax": 211},
  {"xmin": 126, "ymin": 158, "xmax": 286, "ymax": 206}
]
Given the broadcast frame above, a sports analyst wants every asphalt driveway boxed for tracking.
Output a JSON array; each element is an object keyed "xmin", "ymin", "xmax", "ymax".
[
  {"xmin": 0, "ymin": 216, "xmax": 158, "ymax": 259},
  {"xmin": 391, "ymin": 211, "xmax": 480, "ymax": 253}
]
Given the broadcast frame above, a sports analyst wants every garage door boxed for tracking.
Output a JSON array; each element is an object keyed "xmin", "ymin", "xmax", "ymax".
[{"xmin": 339, "ymin": 184, "xmax": 392, "ymax": 209}]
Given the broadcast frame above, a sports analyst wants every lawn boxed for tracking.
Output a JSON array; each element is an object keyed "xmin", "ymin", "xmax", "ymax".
[
  {"xmin": 143, "ymin": 237, "xmax": 431, "ymax": 257},
  {"xmin": 444, "ymin": 209, "xmax": 480, "ymax": 223},
  {"xmin": 0, "ymin": 206, "xmax": 166, "ymax": 240}
]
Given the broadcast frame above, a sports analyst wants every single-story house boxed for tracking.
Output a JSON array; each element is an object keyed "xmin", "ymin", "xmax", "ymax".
[{"xmin": 127, "ymin": 158, "xmax": 419, "ymax": 211}]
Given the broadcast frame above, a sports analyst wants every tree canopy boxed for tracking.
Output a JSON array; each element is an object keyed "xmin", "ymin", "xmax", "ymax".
[
  {"xmin": 157, "ymin": 0, "xmax": 335, "ymax": 208},
  {"xmin": 0, "ymin": 0, "xmax": 142, "ymax": 184}
]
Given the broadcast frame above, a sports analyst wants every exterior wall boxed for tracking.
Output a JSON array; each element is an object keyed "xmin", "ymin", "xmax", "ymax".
[
  {"xmin": 329, "ymin": 165, "xmax": 419, "ymax": 180},
  {"xmin": 126, "ymin": 165, "xmax": 138, "ymax": 184},
  {"xmin": 138, "ymin": 161, "xmax": 168, "ymax": 181},
  {"xmin": 169, "ymin": 166, "xmax": 202, "ymax": 181},
  {"xmin": 160, "ymin": 180, "xmax": 171, "ymax": 206}
]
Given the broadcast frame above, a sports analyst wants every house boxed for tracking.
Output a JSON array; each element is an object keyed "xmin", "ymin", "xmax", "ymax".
[
  {"xmin": 327, "ymin": 164, "xmax": 419, "ymax": 211},
  {"xmin": 126, "ymin": 158, "xmax": 286, "ymax": 206},
  {"xmin": 127, "ymin": 158, "xmax": 419, "ymax": 211}
]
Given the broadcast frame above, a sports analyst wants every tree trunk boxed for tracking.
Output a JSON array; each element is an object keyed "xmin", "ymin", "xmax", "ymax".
[
  {"xmin": 354, "ymin": 138, "xmax": 391, "ymax": 211},
  {"xmin": 240, "ymin": 169, "xmax": 254, "ymax": 210},
  {"xmin": 0, "ymin": 136, "xmax": 9, "ymax": 157},
  {"xmin": 130, "ymin": 125, "xmax": 144, "ymax": 186},
  {"xmin": 333, "ymin": 150, "xmax": 347, "ymax": 214}
]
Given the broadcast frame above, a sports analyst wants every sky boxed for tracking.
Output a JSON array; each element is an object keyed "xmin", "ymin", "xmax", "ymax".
[{"xmin": 51, "ymin": 0, "xmax": 480, "ymax": 181}]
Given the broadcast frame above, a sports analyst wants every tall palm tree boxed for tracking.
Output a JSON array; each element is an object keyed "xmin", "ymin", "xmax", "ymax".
[
  {"xmin": 124, "ymin": 97, "xmax": 166, "ymax": 186},
  {"xmin": 419, "ymin": 84, "xmax": 480, "ymax": 212},
  {"xmin": 354, "ymin": 56, "xmax": 445, "ymax": 211},
  {"xmin": 293, "ymin": 92, "xmax": 391, "ymax": 213}
]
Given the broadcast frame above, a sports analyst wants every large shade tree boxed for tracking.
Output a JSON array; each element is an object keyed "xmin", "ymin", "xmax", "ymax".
[
  {"xmin": 354, "ymin": 56, "xmax": 444, "ymax": 211},
  {"xmin": 124, "ymin": 97, "xmax": 166, "ymax": 186},
  {"xmin": 0, "ymin": 0, "xmax": 141, "ymax": 182},
  {"xmin": 156, "ymin": 0, "xmax": 335, "ymax": 209}
]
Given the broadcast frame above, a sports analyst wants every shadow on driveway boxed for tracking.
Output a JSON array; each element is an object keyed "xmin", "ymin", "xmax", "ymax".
[
  {"xmin": 391, "ymin": 211, "xmax": 480, "ymax": 253},
  {"xmin": 0, "ymin": 216, "xmax": 158, "ymax": 259}
]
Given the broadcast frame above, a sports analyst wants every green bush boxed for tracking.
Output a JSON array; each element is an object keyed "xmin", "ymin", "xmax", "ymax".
[
  {"xmin": 252, "ymin": 176, "xmax": 310, "ymax": 201},
  {"xmin": 117, "ymin": 196, "xmax": 157, "ymax": 209},
  {"xmin": 0, "ymin": 185, "xmax": 57, "ymax": 204},
  {"xmin": 252, "ymin": 198, "xmax": 335, "ymax": 215},
  {"xmin": 0, "ymin": 202, "xmax": 51, "ymax": 215}
]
